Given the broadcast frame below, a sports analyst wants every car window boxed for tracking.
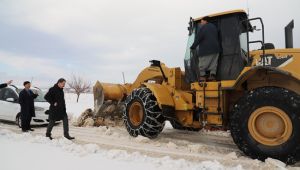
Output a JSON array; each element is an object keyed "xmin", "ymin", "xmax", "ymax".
[
  {"xmin": 0, "ymin": 88, "xmax": 18, "ymax": 101},
  {"xmin": 15, "ymin": 88, "xmax": 46, "ymax": 102},
  {"xmin": 31, "ymin": 89, "xmax": 47, "ymax": 102}
]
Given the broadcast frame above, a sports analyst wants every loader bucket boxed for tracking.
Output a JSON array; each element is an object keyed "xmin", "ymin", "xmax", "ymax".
[{"xmin": 93, "ymin": 81, "xmax": 128, "ymax": 114}]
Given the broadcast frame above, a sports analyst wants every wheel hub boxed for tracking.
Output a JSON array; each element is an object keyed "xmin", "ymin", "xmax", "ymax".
[
  {"xmin": 128, "ymin": 101, "xmax": 144, "ymax": 127},
  {"xmin": 248, "ymin": 106, "xmax": 292, "ymax": 146}
]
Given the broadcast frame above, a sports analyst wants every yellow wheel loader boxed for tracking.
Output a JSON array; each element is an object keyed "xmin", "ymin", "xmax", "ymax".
[{"xmin": 94, "ymin": 10, "xmax": 300, "ymax": 163}]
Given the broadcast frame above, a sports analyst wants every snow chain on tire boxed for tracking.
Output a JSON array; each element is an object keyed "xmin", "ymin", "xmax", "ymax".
[{"xmin": 123, "ymin": 87, "xmax": 165, "ymax": 138}]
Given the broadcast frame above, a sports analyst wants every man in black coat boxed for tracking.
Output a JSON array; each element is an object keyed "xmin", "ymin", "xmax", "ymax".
[
  {"xmin": 190, "ymin": 16, "xmax": 220, "ymax": 81},
  {"xmin": 45, "ymin": 78, "xmax": 74, "ymax": 140},
  {"xmin": 0, "ymin": 80, "xmax": 13, "ymax": 89},
  {"xmin": 18, "ymin": 81, "xmax": 38, "ymax": 132}
]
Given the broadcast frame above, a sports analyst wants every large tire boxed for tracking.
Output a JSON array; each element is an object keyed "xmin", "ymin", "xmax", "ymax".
[
  {"xmin": 123, "ymin": 88, "xmax": 166, "ymax": 138},
  {"xmin": 230, "ymin": 87, "xmax": 300, "ymax": 164},
  {"xmin": 170, "ymin": 120, "xmax": 201, "ymax": 132}
]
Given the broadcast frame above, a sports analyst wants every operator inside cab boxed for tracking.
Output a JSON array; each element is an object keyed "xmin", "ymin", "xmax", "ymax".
[{"xmin": 190, "ymin": 16, "xmax": 221, "ymax": 82}]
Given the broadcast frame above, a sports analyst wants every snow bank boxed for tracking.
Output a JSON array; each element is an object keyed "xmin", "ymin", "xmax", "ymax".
[
  {"xmin": 65, "ymin": 93, "xmax": 94, "ymax": 118},
  {"xmin": 265, "ymin": 158, "xmax": 288, "ymax": 170},
  {"xmin": 0, "ymin": 129, "xmax": 244, "ymax": 170}
]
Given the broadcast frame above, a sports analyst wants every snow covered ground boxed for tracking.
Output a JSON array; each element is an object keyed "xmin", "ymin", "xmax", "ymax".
[
  {"xmin": 0, "ymin": 93, "xmax": 299, "ymax": 170},
  {"xmin": 0, "ymin": 129, "xmax": 243, "ymax": 170}
]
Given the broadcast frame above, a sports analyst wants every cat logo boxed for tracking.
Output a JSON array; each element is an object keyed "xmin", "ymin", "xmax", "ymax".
[{"xmin": 255, "ymin": 54, "xmax": 293, "ymax": 67}]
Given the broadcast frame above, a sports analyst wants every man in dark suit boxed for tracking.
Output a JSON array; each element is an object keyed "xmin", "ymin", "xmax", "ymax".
[
  {"xmin": 0, "ymin": 80, "xmax": 13, "ymax": 89},
  {"xmin": 190, "ymin": 16, "xmax": 220, "ymax": 81},
  {"xmin": 18, "ymin": 81, "xmax": 38, "ymax": 132},
  {"xmin": 45, "ymin": 78, "xmax": 74, "ymax": 140}
]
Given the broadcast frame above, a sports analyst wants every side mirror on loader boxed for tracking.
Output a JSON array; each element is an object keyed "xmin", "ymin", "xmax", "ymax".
[
  {"xmin": 149, "ymin": 60, "xmax": 168, "ymax": 81},
  {"xmin": 149, "ymin": 60, "xmax": 161, "ymax": 67}
]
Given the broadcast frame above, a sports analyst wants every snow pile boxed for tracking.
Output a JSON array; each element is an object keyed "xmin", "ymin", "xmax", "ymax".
[
  {"xmin": 65, "ymin": 93, "xmax": 94, "ymax": 118},
  {"xmin": 265, "ymin": 158, "xmax": 288, "ymax": 170},
  {"xmin": 66, "ymin": 93, "xmax": 124, "ymax": 128},
  {"xmin": 0, "ymin": 129, "xmax": 244, "ymax": 170}
]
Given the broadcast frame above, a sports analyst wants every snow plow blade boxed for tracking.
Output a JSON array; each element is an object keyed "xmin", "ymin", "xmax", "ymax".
[{"xmin": 93, "ymin": 81, "xmax": 128, "ymax": 115}]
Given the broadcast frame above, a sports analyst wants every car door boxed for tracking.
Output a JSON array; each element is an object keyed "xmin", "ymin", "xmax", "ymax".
[
  {"xmin": 0, "ymin": 88, "xmax": 10, "ymax": 120},
  {"xmin": 0, "ymin": 88, "xmax": 20, "ymax": 121}
]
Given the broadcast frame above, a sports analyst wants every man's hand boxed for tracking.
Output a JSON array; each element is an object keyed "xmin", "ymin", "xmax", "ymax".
[
  {"xmin": 54, "ymin": 102, "xmax": 58, "ymax": 106},
  {"xmin": 6, "ymin": 80, "xmax": 13, "ymax": 85}
]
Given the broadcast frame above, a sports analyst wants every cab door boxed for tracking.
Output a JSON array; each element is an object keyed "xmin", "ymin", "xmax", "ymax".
[{"xmin": 184, "ymin": 25, "xmax": 198, "ymax": 83}]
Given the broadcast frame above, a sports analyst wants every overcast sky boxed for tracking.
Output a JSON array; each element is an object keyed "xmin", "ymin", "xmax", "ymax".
[{"xmin": 0, "ymin": 0, "xmax": 299, "ymax": 88}]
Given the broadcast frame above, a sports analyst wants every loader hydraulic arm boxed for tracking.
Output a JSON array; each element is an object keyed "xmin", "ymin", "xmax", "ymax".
[{"xmin": 150, "ymin": 60, "xmax": 168, "ymax": 82}]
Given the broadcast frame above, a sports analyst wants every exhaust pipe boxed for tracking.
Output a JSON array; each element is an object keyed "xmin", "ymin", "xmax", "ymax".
[{"xmin": 285, "ymin": 20, "xmax": 294, "ymax": 48}]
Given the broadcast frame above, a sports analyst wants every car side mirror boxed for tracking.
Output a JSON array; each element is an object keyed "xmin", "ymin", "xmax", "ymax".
[{"xmin": 6, "ymin": 98, "xmax": 15, "ymax": 102}]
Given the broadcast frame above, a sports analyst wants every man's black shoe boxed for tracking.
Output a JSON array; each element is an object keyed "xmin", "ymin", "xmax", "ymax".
[
  {"xmin": 29, "ymin": 128, "xmax": 34, "ymax": 131},
  {"xmin": 22, "ymin": 130, "xmax": 28, "ymax": 132},
  {"xmin": 46, "ymin": 134, "xmax": 53, "ymax": 140},
  {"xmin": 64, "ymin": 135, "xmax": 75, "ymax": 140}
]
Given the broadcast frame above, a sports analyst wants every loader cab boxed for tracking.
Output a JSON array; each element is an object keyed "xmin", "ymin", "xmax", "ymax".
[{"xmin": 184, "ymin": 10, "xmax": 251, "ymax": 82}]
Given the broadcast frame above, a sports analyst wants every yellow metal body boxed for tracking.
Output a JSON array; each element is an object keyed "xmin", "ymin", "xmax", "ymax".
[
  {"xmin": 93, "ymin": 9, "xmax": 300, "ymax": 131},
  {"xmin": 94, "ymin": 48, "xmax": 300, "ymax": 130}
]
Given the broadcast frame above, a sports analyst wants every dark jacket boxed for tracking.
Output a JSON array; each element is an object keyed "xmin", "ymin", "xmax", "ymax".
[
  {"xmin": 0, "ymin": 83, "xmax": 7, "ymax": 89},
  {"xmin": 44, "ymin": 84, "xmax": 67, "ymax": 121},
  {"xmin": 190, "ymin": 23, "xmax": 220, "ymax": 56},
  {"xmin": 19, "ymin": 89, "xmax": 38, "ymax": 118}
]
